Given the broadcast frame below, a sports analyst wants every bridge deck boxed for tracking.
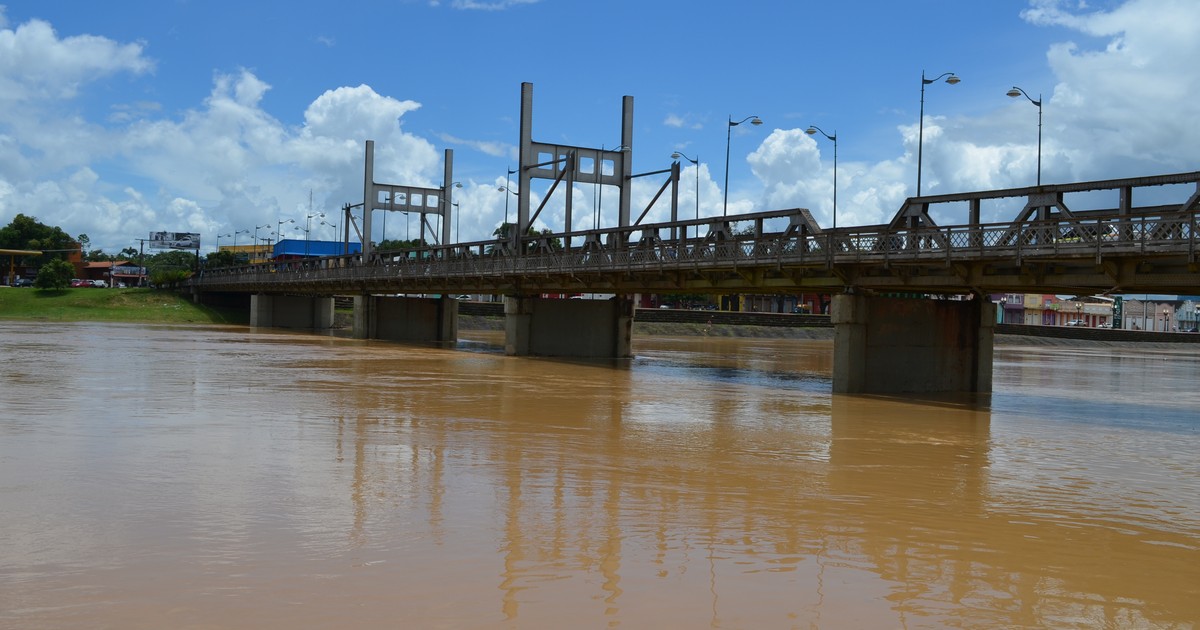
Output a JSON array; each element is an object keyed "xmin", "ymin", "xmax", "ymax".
[{"xmin": 190, "ymin": 172, "xmax": 1200, "ymax": 296}]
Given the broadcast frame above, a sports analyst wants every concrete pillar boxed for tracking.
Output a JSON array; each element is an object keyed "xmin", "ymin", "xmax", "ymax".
[
  {"xmin": 504, "ymin": 296, "xmax": 634, "ymax": 358},
  {"xmin": 352, "ymin": 294, "xmax": 376, "ymax": 339},
  {"xmin": 355, "ymin": 295, "xmax": 458, "ymax": 345},
  {"xmin": 832, "ymin": 295, "xmax": 995, "ymax": 394},
  {"xmin": 248, "ymin": 294, "xmax": 334, "ymax": 330},
  {"xmin": 250, "ymin": 293, "xmax": 273, "ymax": 328}
]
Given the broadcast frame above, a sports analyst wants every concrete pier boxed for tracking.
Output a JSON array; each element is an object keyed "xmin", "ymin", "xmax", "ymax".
[
  {"xmin": 831, "ymin": 295, "xmax": 994, "ymax": 394},
  {"xmin": 504, "ymin": 296, "xmax": 634, "ymax": 358},
  {"xmin": 250, "ymin": 294, "xmax": 335, "ymax": 330},
  {"xmin": 352, "ymin": 295, "xmax": 458, "ymax": 345}
]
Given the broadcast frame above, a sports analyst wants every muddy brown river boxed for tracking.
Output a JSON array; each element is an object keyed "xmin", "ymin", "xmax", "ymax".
[{"xmin": 1, "ymin": 321, "xmax": 1197, "ymax": 628}]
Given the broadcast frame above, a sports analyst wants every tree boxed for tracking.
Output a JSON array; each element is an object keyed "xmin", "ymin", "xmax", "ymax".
[
  {"xmin": 119, "ymin": 247, "xmax": 139, "ymax": 259},
  {"xmin": 77, "ymin": 233, "xmax": 91, "ymax": 254},
  {"xmin": 0, "ymin": 214, "xmax": 78, "ymax": 267},
  {"xmin": 34, "ymin": 258, "xmax": 74, "ymax": 290},
  {"xmin": 204, "ymin": 250, "xmax": 240, "ymax": 268}
]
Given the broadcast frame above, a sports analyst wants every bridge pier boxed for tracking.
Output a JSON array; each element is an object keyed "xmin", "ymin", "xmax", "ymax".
[
  {"xmin": 250, "ymin": 294, "xmax": 335, "ymax": 330},
  {"xmin": 831, "ymin": 295, "xmax": 995, "ymax": 394},
  {"xmin": 504, "ymin": 296, "xmax": 634, "ymax": 358},
  {"xmin": 353, "ymin": 295, "xmax": 458, "ymax": 345}
]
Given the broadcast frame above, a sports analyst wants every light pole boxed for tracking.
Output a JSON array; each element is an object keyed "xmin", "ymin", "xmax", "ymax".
[
  {"xmin": 452, "ymin": 201, "xmax": 461, "ymax": 243},
  {"xmin": 276, "ymin": 218, "xmax": 293, "ymax": 244},
  {"xmin": 1163, "ymin": 307, "xmax": 1171, "ymax": 332},
  {"xmin": 1006, "ymin": 86, "xmax": 1043, "ymax": 186},
  {"xmin": 216, "ymin": 233, "xmax": 231, "ymax": 253},
  {"xmin": 233, "ymin": 229, "xmax": 249, "ymax": 248},
  {"xmin": 305, "ymin": 213, "xmax": 323, "ymax": 257},
  {"xmin": 805, "ymin": 126, "xmax": 838, "ymax": 230},
  {"xmin": 917, "ymin": 70, "xmax": 960, "ymax": 196},
  {"xmin": 671, "ymin": 151, "xmax": 699, "ymax": 238},
  {"xmin": 253, "ymin": 223, "xmax": 271, "ymax": 256},
  {"xmin": 724, "ymin": 115, "xmax": 763, "ymax": 217},
  {"xmin": 320, "ymin": 220, "xmax": 338, "ymax": 240},
  {"xmin": 498, "ymin": 185, "xmax": 519, "ymax": 239}
]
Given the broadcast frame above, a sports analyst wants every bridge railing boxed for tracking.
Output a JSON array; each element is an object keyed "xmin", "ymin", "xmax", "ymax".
[{"xmin": 192, "ymin": 206, "xmax": 1197, "ymax": 288}]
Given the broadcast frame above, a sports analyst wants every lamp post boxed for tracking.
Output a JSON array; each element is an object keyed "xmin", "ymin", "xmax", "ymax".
[
  {"xmin": 216, "ymin": 233, "xmax": 231, "ymax": 253},
  {"xmin": 305, "ymin": 213, "xmax": 324, "ymax": 257},
  {"xmin": 917, "ymin": 70, "xmax": 960, "ymax": 196},
  {"xmin": 320, "ymin": 220, "xmax": 338, "ymax": 240},
  {"xmin": 805, "ymin": 126, "xmax": 838, "ymax": 230},
  {"xmin": 1163, "ymin": 307, "xmax": 1171, "ymax": 332},
  {"xmin": 1006, "ymin": 86, "xmax": 1043, "ymax": 186},
  {"xmin": 724, "ymin": 114, "xmax": 763, "ymax": 217},
  {"xmin": 233, "ymin": 229, "xmax": 249, "ymax": 248},
  {"xmin": 276, "ymin": 218, "xmax": 293, "ymax": 245},
  {"xmin": 671, "ymin": 151, "xmax": 699, "ymax": 238},
  {"xmin": 452, "ymin": 201, "xmax": 461, "ymax": 244},
  {"xmin": 498, "ymin": 185, "xmax": 519, "ymax": 240},
  {"xmin": 253, "ymin": 223, "xmax": 271, "ymax": 253}
]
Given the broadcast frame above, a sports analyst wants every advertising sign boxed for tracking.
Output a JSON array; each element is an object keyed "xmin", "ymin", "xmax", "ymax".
[{"xmin": 149, "ymin": 231, "xmax": 200, "ymax": 250}]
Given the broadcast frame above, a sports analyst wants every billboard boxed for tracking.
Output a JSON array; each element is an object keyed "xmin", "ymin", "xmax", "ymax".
[{"xmin": 149, "ymin": 231, "xmax": 200, "ymax": 250}]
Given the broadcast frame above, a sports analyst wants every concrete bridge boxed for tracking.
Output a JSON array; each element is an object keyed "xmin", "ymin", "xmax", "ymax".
[{"xmin": 187, "ymin": 169, "xmax": 1199, "ymax": 395}]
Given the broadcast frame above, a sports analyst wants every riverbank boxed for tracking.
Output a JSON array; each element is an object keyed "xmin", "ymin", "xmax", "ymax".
[{"xmin": 0, "ymin": 287, "xmax": 244, "ymax": 324}]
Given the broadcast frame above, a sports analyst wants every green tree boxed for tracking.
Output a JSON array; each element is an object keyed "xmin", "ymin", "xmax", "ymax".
[
  {"xmin": 34, "ymin": 258, "xmax": 74, "ymax": 290},
  {"xmin": 0, "ymin": 214, "xmax": 78, "ymax": 267},
  {"xmin": 77, "ymin": 233, "xmax": 91, "ymax": 255},
  {"xmin": 204, "ymin": 250, "xmax": 240, "ymax": 268},
  {"xmin": 119, "ymin": 247, "xmax": 139, "ymax": 260}
]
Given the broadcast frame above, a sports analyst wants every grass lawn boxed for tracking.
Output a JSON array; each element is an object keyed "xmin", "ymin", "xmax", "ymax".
[{"xmin": 0, "ymin": 287, "xmax": 248, "ymax": 325}]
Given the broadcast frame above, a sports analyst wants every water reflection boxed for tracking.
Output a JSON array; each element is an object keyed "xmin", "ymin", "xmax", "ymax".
[{"xmin": 0, "ymin": 322, "xmax": 1196, "ymax": 628}]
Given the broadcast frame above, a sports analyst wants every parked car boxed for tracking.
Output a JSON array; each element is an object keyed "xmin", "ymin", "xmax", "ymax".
[
  {"xmin": 10, "ymin": 278, "xmax": 33, "ymax": 287},
  {"xmin": 1097, "ymin": 323, "xmax": 1112, "ymax": 329},
  {"xmin": 1066, "ymin": 320, "xmax": 1087, "ymax": 327},
  {"xmin": 70, "ymin": 279, "xmax": 88, "ymax": 287},
  {"xmin": 90, "ymin": 280, "xmax": 108, "ymax": 288}
]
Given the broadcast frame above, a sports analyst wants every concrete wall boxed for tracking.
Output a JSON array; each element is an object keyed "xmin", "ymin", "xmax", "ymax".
[
  {"xmin": 353, "ymin": 295, "xmax": 458, "ymax": 345},
  {"xmin": 249, "ymin": 294, "xmax": 334, "ymax": 329},
  {"xmin": 832, "ymin": 295, "xmax": 995, "ymax": 394},
  {"xmin": 504, "ymin": 296, "xmax": 634, "ymax": 358}
]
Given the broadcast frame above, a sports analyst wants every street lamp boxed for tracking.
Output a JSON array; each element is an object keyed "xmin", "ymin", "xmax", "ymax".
[
  {"xmin": 805, "ymin": 126, "xmax": 838, "ymax": 230},
  {"xmin": 276, "ymin": 218, "xmax": 294, "ymax": 244},
  {"xmin": 724, "ymin": 115, "xmax": 763, "ymax": 217},
  {"xmin": 670, "ymin": 151, "xmax": 700, "ymax": 237},
  {"xmin": 305, "ymin": 213, "xmax": 324, "ymax": 257},
  {"xmin": 216, "ymin": 233, "xmax": 231, "ymax": 252},
  {"xmin": 1006, "ymin": 86, "xmax": 1043, "ymax": 186},
  {"xmin": 452, "ymin": 201, "xmax": 461, "ymax": 243},
  {"xmin": 253, "ymin": 223, "xmax": 271, "ymax": 259},
  {"xmin": 320, "ymin": 220, "xmax": 338, "ymax": 240},
  {"xmin": 233, "ymin": 229, "xmax": 249, "ymax": 248},
  {"xmin": 917, "ymin": 70, "xmax": 961, "ymax": 196},
  {"xmin": 498, "ymin": 185, "xmax": 519, "ymax": 239},
  {"xmin": 1163, "ymin": 307, "xmax": 1171, "ymax": 332}
]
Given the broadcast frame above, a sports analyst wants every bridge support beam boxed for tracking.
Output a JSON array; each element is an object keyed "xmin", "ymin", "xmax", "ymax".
[
  {"xmin": 353, "ymin": 295, "xmax": 458, "ymax": 345},
  {"xmin": 504, "ymin": 296, "xmax": 634, "ymax": 358},
  {"xmin": 250, "ymin": 294, "xmax": 335, "ymax": 330},
  {"xmin": 831, "ymin": 295, "xmax": 994, "ymax": 394}
]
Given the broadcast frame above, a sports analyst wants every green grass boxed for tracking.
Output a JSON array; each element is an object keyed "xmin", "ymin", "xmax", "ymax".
[{"xmin": 0, "ymin": 287, "xmax": 248, "ymax": 324}]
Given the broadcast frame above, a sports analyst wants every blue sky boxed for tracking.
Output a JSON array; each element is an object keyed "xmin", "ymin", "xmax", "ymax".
[{"xmin": 1, "ymin": 0, "xmax": 1197, "ymax": 253}]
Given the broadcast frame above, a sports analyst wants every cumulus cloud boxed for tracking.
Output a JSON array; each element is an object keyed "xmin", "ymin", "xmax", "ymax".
[{"xmin": 739, "ymin": 0, "xmax": 1200, "ymax": 228}]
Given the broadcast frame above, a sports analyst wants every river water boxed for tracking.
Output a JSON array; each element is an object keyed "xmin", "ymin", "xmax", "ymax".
[{"xmin": 1, "ymin": 320, "xmax": 1197, "ymax": 629}]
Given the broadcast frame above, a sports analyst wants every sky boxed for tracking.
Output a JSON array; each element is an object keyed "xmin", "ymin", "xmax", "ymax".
[{"xmin": 1, "ymin": 0, "xmax": 1198, "ymax": 254}]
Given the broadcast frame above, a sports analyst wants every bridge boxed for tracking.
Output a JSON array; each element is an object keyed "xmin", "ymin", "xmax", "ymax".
[
  {"xmin": 184, "ymin": 83, "xmax": 1199, "ymax": 395},
  {"xmin": 188, "ymin": 169, "xmax": 1199, "ymax": 395}
]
